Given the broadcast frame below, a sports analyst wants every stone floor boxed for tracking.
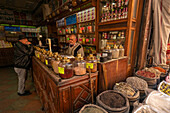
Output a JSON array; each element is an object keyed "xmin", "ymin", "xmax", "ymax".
[{"xmin": 0, "ymin": 67, "xmax": 44, "ymax": 113}]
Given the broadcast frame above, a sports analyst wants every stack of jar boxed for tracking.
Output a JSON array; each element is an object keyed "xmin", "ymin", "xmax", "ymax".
[{"xmin": 34, "ymin": 47, "xmax": 98, "ymax": 79}]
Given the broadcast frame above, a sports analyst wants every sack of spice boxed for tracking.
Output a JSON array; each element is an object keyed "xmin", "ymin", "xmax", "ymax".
[
  {"xmin": 143, "ymin": 67, "xmax": 161, "ymax": 78},
  {"xmin": 126, "ymin": 77, "xmax": 148, "ymax": 91},
  {"xmin": 113, "ymin": 82, "xmax": 140, "ymax": 106},
  {"xmin": 79, "ymin": 104, "xmax": 108, "ymax": 113},
  {"xmin": 145, "ymin": 90, "xmax": 170, "ymax": 113},
  {"xmin": 126, "ymin": 77, "xmax": 148, "ymax": 102},
  {"xmin": 132, "ymin": 105, "xmax": 156, "ymax": 113},
  {"xmin": 96, "ymin": 90, "xmax": 129, "ymax": 113}
]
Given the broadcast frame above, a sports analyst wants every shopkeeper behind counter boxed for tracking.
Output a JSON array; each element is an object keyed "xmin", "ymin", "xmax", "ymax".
[{"xmin": 66, "ymin": 34, "xmax": 84, "ymax": 57}]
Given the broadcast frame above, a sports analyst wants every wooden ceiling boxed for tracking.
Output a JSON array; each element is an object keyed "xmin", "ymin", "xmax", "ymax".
[{"xmin": 0, "ymin": 0, "xmax": 43, "ymax": 13}]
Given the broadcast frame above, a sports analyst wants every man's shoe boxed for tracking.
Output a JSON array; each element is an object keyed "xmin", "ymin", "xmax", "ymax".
[{"xmin": 17, "ymin": 91, "xmax": 32, "ymax": 96}]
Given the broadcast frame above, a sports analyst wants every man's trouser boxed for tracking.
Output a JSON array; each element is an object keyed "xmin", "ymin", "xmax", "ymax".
[{"xmin": 14, "ymin": 67, "xmax": 28, "ymax": 94}]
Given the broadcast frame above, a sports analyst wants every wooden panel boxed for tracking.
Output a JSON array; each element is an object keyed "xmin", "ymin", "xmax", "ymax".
[
  {"xmin": 97, "ymin": 57, "xmax": 128, "ymax": 94},
  {"xmin": 117, "ymin": 58, "xmax": 128, "ymax": 82}
]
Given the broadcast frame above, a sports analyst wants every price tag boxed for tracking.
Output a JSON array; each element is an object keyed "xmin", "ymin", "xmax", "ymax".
[
  {"xmin": 58, "ymin": 67, "xmax": 64, "ymax": 74},
  {"xmin": 86, "ymin": 63, "xmax": 93, "ymax": 69},
  {"xmin": 45, "ymin": 59, "xmax": 48, "ymax": 65}
]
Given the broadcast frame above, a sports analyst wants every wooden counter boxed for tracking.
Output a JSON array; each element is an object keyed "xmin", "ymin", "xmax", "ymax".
[
  {"xmin": 0, "ymin": 48, "xmax": 14, "ymax": 67},
  {"xmin": 32, "ymin": 56, "xmax": 98, "ymax": 113},
  {"xmin": 97, "ymin": 56, "xmax": 128, "ymax": 93}
]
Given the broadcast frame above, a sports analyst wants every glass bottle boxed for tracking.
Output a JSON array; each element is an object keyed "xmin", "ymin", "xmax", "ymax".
[
  {"xmin": 58, "ymin": 57, "xmax": 74, "ymax": 79},
  {"xmin": 86, "ymin": 54, "xmax": 97, "ymax": 73},
  {"xmin": 73, "ymin": 54, "xmax": 86, "ymax": 76},
  {"xmin": 88, "ymin": 23, "xmax": 92, "ymax": 33},
  {"xmin": 112, "ymin": 44, "xmax": 119, "ymax": 59}
]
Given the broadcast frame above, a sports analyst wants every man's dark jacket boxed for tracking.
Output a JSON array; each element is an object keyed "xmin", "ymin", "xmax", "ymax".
[{"xmin": 14, "ymin": 41, "xmax": 34, "ymax": 69}]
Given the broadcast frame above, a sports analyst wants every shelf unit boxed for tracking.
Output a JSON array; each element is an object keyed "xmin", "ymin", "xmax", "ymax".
[
  {"xmin": 47, "ymin": 0, "xmax": 144, "ymax": 75},
  {"xmin": 96, "ymin": 0, "xmax": 144, "ymax": 75}
]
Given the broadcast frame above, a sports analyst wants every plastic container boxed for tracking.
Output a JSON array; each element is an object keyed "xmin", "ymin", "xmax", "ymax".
[
  {"xmin": 73, "ymin": 54, "xmax": 86, "ymax": 76},
  {"xmin": 58, "ymin": 57, "xmax": 74, "ymax": 79},
  {"xmin": 86, "ymin": 54, "xmax": 97, "ymax": 73}
]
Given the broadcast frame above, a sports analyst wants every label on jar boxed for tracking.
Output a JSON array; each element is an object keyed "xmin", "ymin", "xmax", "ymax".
[
  {"xmin": 58, "ymin": 67, "xmax": 64, "ymax": 74},
  {"xmin": 86, "ymin": 63, "xmax": 93, "ymax": 69},
  {"xmin": 45, "ymin": 59, "xmax": 48, "ymax": 65}
]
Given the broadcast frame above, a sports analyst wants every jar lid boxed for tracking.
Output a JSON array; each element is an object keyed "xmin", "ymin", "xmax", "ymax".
[
  {"xmin": 113, "ymin": 45, "xmax": 118, "ymax": 49},
  {"xmin": 106, "ymin": 45, "xmax": 111, "ymax": 50},
  {"xmin": 119, "ymin": 45, "xmax": 124, "ymax": 49},
  {"xmin": 88, "ymin": 54, "xmax": 95, "ymax": 60}
]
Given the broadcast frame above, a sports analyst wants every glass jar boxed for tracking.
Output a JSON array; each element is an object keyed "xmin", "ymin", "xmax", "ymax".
[
  {"xmin": 119, "ymin": 45, "xmax": 124, "ymax": 57},
  {"xmin": 112, "ymin": 45, "xmax": 119, "ymax": 59},
  {"xmin": 35, "ymin": 47, "xmax": 41, "ymax": 59},
  {"xmin": 86, "ymin": 54, "xmax": 97, "ymax": 73},
  {"xmin": 52, "ymin": 56, "xmax": 61, "ymax": 74},
  {"xmin": 40, "ymin": 50, "xmax": 47, "ymax": 63},
  {"xmin": 104, "ymin": 45, "xmax": 112, "ymax": 60},
  {"xmin": 45, "ymin": 52, "xmax": 55, "ymax": 67},
  {"xmin": 73, "ymin": 54, "xmax": 86, "ymax": 76},
  {"xmin": 58, "ymin": 57, "xmax": 74, "ymax": 79}
]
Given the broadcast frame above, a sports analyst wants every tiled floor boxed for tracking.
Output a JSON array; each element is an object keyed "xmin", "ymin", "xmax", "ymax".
[{"xmin": 0, "ymin": 67, "xmax": 44, "ymax": 113}]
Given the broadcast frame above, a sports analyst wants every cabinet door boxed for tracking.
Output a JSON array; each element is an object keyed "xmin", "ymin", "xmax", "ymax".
[{"xmin": 70, "ymin": 79, "xmax": 97, "ymax": 113}]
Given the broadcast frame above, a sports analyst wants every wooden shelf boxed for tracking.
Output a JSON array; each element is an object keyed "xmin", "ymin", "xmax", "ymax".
[
  {"xmin": 78, "ymin": 32, "xmax": 95, "ymax": 35},
  {"xmin": 98, "ymin": 27, "xmax": 127, "ymax": 32},
  {"xmin": 58, "ymin": 34, "xmax": 66, "ymax": 36},
  {"xmin": 82, "ymin": 44, "xmax": 96, "ymax": 46},
  {"xmin": 98, "ymin": 19, "xmax": 128, "ymax": 26},
  {"xmin": 66, "ymin": 23, "xmax": 77, "ymax": 27},
  {"xmin": 78, "ymin": 20, "xmax": 95, "ymax": 24},
  {"xmin": 66, "ymin": 33, "xmax": 78, "ymax": 35}
]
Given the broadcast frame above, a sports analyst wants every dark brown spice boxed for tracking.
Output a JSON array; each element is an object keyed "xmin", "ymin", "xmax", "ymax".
[{"xmin": 100, "ymin": 92, "xmax": 126, "ymax": 108}]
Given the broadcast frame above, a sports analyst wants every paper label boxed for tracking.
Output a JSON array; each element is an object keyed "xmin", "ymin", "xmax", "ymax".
[
  {"xmin": 58, "ymin": 67, "xmax": 64, "ymax": 74},
  {"xmin": 86, "ymin": 63, "xmax": 93, "ymax": 69},
  {"xmin": 45, "ymin": 59, "xmax": 48, "ymax": 65}
]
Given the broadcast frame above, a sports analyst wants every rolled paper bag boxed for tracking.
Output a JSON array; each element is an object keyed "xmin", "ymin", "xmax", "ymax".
[{"xmin": 48, "ymin": 38, "xmax": 52, "ymax": 52}]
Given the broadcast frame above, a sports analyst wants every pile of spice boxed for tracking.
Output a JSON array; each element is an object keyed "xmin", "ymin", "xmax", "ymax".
[
  {"xmin": 143, "ymin": 67, "xmax": 161, "ymax": 78},
  {"xmin": 80, "ymin": 105, "xmax": 107, "ymax": 113},
  {"xmin": 126, "ymin": 77, "xmax": 148, "ymax": 91},
  {"xmin": 100, "ymin": 91, "xmax": 126, "ymax": 108},
  {"xmin": 113, "ymin": 82, "xmax": 136, "ymax": 97},
  {"xmin": 154, "ymin": 67, "xmax": 166, "ymax": 74},
  {"xmin": 136, "ymin": 70, "xmax": 156, "ymax": 78}
]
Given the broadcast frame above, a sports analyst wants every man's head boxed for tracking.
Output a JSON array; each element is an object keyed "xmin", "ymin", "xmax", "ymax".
[
  {"xmin": 69, "ymin": 34, "xmax": 76, "ymax": 45},
  {"xmin": 19, "ymin": 34, "xmax": 29, "ymax": 45}
]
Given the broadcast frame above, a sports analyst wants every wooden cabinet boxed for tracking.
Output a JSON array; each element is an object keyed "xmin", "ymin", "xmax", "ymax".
[
  {"xmin": 96, "ymin": 0, "xmax": 144, "ymax": 75},
  {"xmin": 32, "ymin": 57, "xmax": 98, "ymax": 113},
  {"xmin": 0, "ymin": 48, "xmax": 14, "ymax": 66},
  {"xmin": 97, "ymin": 57, "xmax": 128, "ymax": 93}
]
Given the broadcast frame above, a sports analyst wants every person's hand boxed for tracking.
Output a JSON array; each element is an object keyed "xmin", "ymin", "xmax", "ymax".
[{"xmin": 26, "ymin": 41, "xmax": 31, "ymax": 45}]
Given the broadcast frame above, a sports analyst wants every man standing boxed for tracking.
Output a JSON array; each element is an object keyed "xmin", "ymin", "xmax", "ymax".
[
  {"xmin": 14, "ymin": 34, "xmax": 34, "ymax": 96},
  {"xmin": 66, "ymin": 34, "xmax": 84, "ymax": 57}
]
